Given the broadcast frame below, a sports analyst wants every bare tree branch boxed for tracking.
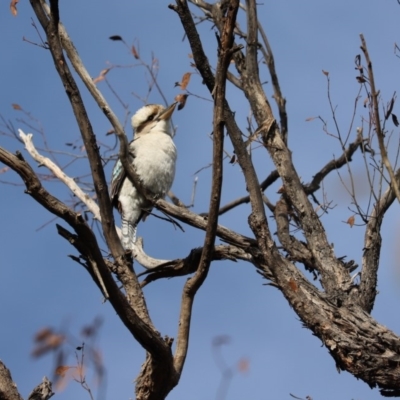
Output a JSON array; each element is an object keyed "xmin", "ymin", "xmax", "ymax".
[
  {"xmin": 174, "ymin": 0, "xmax": 239, "ymax": 376},
  {"xmin": 354, "ymin": 169, "xmax": 400, "ymax": 312},
  {"xmin": 0, "ymin": 360, "xmax": 23, "ymax": 400},
  {"xmin": 360, "ymin": 34, "xmax": 400, "ymax": 203}
]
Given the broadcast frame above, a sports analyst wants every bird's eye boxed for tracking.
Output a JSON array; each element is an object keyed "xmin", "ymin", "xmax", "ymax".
[{"xmin": 147, "ymin": 114, "xmax": 155, "ymax": 122}]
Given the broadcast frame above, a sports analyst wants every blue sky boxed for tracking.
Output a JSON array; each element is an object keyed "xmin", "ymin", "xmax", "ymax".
[{"xmin": 2, "ymin": 1, "xmax": 400, "ymax": 399}]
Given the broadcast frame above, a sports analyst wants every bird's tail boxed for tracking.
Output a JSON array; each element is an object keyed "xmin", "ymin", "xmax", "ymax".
[{"xmin": 121, "ymin": 217, "xmax": 137, "ymax": 251}]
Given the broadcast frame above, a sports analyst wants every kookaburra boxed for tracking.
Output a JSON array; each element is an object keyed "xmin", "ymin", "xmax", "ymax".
[{"xmin": 110, "ymin": 103, "xmax": 177, "ymax": 251}]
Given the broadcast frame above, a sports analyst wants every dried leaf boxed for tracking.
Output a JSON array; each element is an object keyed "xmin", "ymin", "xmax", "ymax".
[
  {"xmin": 288, "ymin": 278, "xmax": 298, "ymax": 292},
  {"xmin": 34, "ymin": 327, "xmax": 53, "ymax": 343},
  {"xmin": 174, "ymin": 94, "xmax": 189, "ymax": 110},
  {"xmin": 180, "ymin": 72, "xmax": 191, "ymax": 90},
  {"xmin": 392, "ymin": 113, "xmax": 399, "ymax": 127},
  {"xmin": 277, "ymin": 185, "xmax": 285, "ymax": 194},
  {"xmin": 363, "ymin": 97, "xmax": 368, "ymax": 108},
  {"xmin": 12, "ymin": 103, "xmax": 22, "ymax": 110},
  {"xmin": 305, "ymin": 117, "xmax": 316, "ymax": 122},
  {"xmin": 55, "ymin": 366, "xmax": 70, "ymax": 378},
  {"xmin": 385, "ymin": 96, "xmax": 395, "ymax": 120},
  {"xmin": 356, "ymin": 76, "xmax": 366, "ymax": 83},
  {"xmin": 188, "ymin": 53, "xmax": 193, "ymax": 58},
  {"xmin": 47, "ymin": 333, "xmax": 65, "ymax": 349},
  {"xmin": 10, "ymin": 0, "xmax": 19, "ymax": 16},
  {"xmin": 237, "ymin": 358, "xmax": 250, "ymax": 373},
  {"xmin": 131, "ymin": 45, "xmax": 139, "ymax": 59},
  {"xmin": 354, "ymin": 54, "xmax": 361, "ymax": 66},
  {"xmin": 212, "ymin": 335, "xmax": 231, "ymax": 347},
  {"xmin": 93, "ymin": 68, "xmax": 110, "ymax": 84},
  {"xmin": 109, "ymin": 35, "xmax": 123, "ymax": 41},
  {"xmin": 347, "ymin": 215, "xmax": 355, "ymax": 228},
  {"xmin": 0, "ymin": 166, "xmax": 10, "ymax": 174},
  {"xmin": 93, "ymin": 76, "xmax": 105, "ymax": 84},
  {"xmin": 229, "ymin": 154, "xmax": 236, "ymax": 164},
  {"xmin": 106, "ymin": 128, "xmax": 115, "ymax": 136},
  {"xmin": 322, "ymin": 70, "xmax": 329, "ymax": 76}
]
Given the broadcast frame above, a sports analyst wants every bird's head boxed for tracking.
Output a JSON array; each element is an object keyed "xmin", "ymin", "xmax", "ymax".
[{"xmin": 131, "ymin": 103, "xmax": 177, "ymax": 137}]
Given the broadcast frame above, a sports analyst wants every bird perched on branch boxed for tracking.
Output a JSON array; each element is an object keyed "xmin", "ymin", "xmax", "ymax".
[{"xmin": 110, "ymin": 103, "xmax": 177, "ymax": 251}]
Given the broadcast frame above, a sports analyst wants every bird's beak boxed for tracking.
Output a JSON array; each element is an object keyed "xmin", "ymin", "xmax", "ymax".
[{"xmin": 158, "ymin": 102, "xmax": 177, "ymax": 121}]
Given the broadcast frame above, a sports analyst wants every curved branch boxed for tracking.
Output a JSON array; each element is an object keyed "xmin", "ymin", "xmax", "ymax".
[
  {"xmin": 174, "ymin": 0, "xmax": 238, "ymax": 375},
  {"xmin": 360, "ymin": 34, "xmax": 400, "ymax": 203},
  {"xmin": 30, "ymin": 0, "xmax": 123, "ymax": 257},
  {"xmin": 304, "ymin": 133, "xmax": 364, "ymax": 195},
  {"xmin": 139, "ymin": 244, "xmax": 253, "ymax": 286},
  {"xmin": 0, "ymin": 146, "xmax": 171, "ymax": 358},
  {"xmin": 274, "ymin": 197, "xmax": 315, "ymax": 274},
  {"xmin": 354, "ymin": 169, "xmax": 400, "ymax": 312},
  {"xmin": 201, "ymin": 169, "xmax": 279, "ymax": 216},
  {"xmin": 19, "ymin": 130, "xmax": 102, "ymax": 221}
]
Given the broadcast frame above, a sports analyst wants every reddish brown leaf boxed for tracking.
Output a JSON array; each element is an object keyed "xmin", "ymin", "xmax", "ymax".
[
  {"xmin": 0, "ymin": 166, "xmax": 10, "ymax": 174},
  {"xmin": 48, "ymin": 333, "xmax": 65, "ymax": 348},
  {"xmin": 93, "ymin": 68, "xmax": 110, "ymax": 84},
  {"xmin": 288, "ymin": 278, "xmax": 298, "ymax": 292},
  {"xmin": 322, "ymin": 70, "xmax": 329, "ymax": 76},
  {"xmin": 305, "ymin": 117, "xmax": 316, "ymax": 122},
  {"xmin": 277, "ymin": 185, "xmax": 285, "ymax": 194},
  {"xmin": 180, "ymin": 72, "xmax": 191, "ymax": 90},
  {"xmin": 34, "ymin": 327, "xmax": 53, "ymax": 343},
  {"xmin": 237, "ymin": 358, "xmax": 250, "ymax": 373},
  {"xmin": 174, "ymin": 94, "xmax": 189, "ymax": 110},
  {"xmin": 131, "ymin": 45, "xmax": 139, "ymax": 59},
  {"xmin": 10, "ymin": 0, "xmax": 19, "ymax": 16},
  {"xmin": 55, "ymin": 366, "xmax": 70, "ymax": 377},
  {"xmin": 347, "ymin": 215, "xmax": 355, "ymax": 228},
  {"xmin": 93, "ymin": 76, "xmax": 105, "ymax": 84},
  {"xmin": 11, "ymin": 103, "xmax": 22, "ymax": 110},
  {"xmin": 356, "ymin": 76, "xmax": 366, "ymax": 83}
]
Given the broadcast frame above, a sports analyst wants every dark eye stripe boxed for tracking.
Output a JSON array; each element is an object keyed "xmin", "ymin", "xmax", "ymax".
[{"xmin": 136, "ymin": 114, "xmax": 157, "ymax": 133}]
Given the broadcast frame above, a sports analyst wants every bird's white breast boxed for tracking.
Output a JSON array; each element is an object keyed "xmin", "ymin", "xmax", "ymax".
[{"xmin": 131, "ymin": 132, "xmax": 177, "ymax": 195}]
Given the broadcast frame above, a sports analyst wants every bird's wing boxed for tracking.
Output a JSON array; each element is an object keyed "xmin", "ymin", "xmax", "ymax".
[
  {"xmin": 110, "ymin": 140, "xmax": 136, "ymax": 208},
  {"xmin": 110, "ymin": 158, "xmax": 126, "ymax": 208}
]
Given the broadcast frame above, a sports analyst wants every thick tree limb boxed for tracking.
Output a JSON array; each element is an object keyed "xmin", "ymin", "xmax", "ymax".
[
  {"xmin": 0, "ymin": 146, "xmax": 170, "ymax": 354},
  {"xmin": 28, "ymin": 7, "xmax": 167, "ymax": 372},
  {"xmin": 30, "ymin": 0, "xmax": 123, "ymax": 257},
  {"xmin": 171, "ymin": 1, "xmax": 400, "ymax": 394},
  {"xmin": 0, "ymin": 360, "xmax": 23, "ymax": 400}
]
